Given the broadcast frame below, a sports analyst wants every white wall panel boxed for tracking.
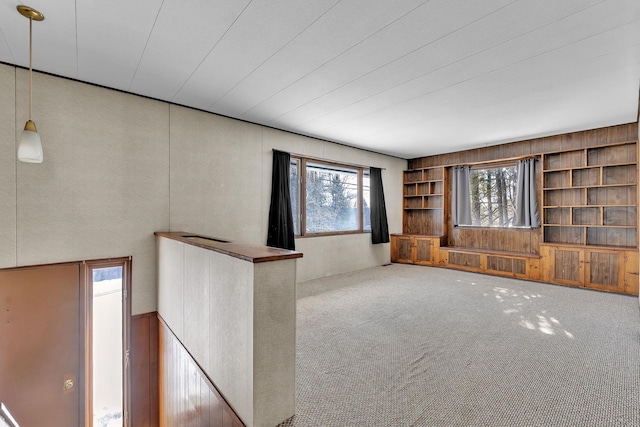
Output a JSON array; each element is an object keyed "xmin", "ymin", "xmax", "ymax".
[
  {"xmin": 183, "ymin": 244, "xmax": 210, "ymax": 372},
  {"xmin": 169, "ymin": 105, "xmax": 263, "ymax": 244},
  {"xmin": 1, "ymin": 66, "xmax": 404, "ymax": 316},
  {"xmin": 208, "ymin": 250, "xmax": 254, "ymax": 425},
  {"xmin": 0, "ymin": 64, "xmax": 16, "ymax": 268},
  {"xmin": 15, "ymin": 70, "xmax": 170, "ymax": 314},
  {"xmin": 157, "ymin": 237, "xmax": 184, "ymax": 340},
  {"xmin": 262, "ymin": 128, "xmax": 406, "ymax": 282}
]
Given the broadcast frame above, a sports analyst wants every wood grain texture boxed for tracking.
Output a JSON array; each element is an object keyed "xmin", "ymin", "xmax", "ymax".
[
  {"xmin": 158, "ymin": 316, "xmax": 244, "ymax": 427},
  {"xmin": 155, "ymin": 232, "xmax": 302, "ymax": 263},
  {"xmin": 409, "ymin": 123, "xmax": 638, "ymax": 169},
  {"xmin": 401, "ymin": 122, "xmax": 639, "ymax": 295},
  {"xmin": 131, "ymin": 312, "xmax": 159, "ymax": 427}
]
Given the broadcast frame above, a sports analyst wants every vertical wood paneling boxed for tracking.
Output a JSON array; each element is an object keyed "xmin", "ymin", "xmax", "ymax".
[
  {"xmin": 132, "ymin": 312, "xmax": 159, "ymax": 427},
  {"xmin": 412, "ymin": 123, "xmax": 637, "ymax": 168},
  {"xmin": 407, "ymin": 122, "xmax": 638, "ymax": 256},
  {"xmin": 158, "ymin": 316, "xmax": 244, "ymax": 427}
]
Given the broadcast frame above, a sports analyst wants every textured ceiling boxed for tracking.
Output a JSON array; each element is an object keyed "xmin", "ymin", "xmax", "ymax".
[{"xmin": 1, "ymin": 0, "xmax": 639, "ymax": 159}]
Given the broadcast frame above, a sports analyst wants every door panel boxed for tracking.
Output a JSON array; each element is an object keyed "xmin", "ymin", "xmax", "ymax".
[
  {"xmin": 551, "ymin": 247, "xmax": 583, "ymax": 286},
  {"xmin": 0, "ymin": 264, "xmax": 81, "ymax": 426},
  {"xmin": 391, "ymin": 236, "xmax": 413, "ymax": 263},
  {"xmin": 585, "ymin": 249, "xmax": 624, "ymax": 293},
  {"xmin": 414, "ymin": 238, "xmax": 433, "ymax": 265}
]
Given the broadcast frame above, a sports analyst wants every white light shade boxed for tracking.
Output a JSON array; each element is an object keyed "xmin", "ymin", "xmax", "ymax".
[{"xmin": 18, "ymin": 121, "xmax": 43, "ymax": 163}]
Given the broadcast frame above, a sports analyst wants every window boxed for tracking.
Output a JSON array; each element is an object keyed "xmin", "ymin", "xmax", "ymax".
[
  {"xmin": 290, "ymin": 157, "xmax": 370, "ymax": 236},
  {"xmin": 469, "ymin": 165, "xmax": 518, "ymax": 227}
]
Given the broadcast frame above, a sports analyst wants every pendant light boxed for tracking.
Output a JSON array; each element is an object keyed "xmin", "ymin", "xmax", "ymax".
[{"xmin": 17, "ymin": 5, "xmax": 45, "ymax": 163}]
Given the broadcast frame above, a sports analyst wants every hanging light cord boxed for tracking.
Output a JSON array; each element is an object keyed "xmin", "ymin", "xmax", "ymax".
[{"xmin": 28, "ymin": 15, "xmax": 33, "ymax": 121}]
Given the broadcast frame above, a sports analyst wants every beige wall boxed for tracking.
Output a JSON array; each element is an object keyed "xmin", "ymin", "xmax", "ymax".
[{"xmin": 0, "ymin": 63, "xmax": 405, "ymax": 314}]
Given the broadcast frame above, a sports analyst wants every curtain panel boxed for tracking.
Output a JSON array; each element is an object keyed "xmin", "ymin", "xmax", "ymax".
[
  {"xmin": 267, "ymin": 150, "xmax": 296, "ymax": 250},
  {"xmin": 370, "ymin": 167, "xmax": 390, "ymax": 244},
  {"xmin": 452, "ymin": 166, "xmax": 472, "ymax": 226},
  {"xmin": 513, "ymin": 158, "xmax": 541, "ymax": 227}
]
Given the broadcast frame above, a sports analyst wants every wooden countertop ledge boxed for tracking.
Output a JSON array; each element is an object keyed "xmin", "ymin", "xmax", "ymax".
[{"xmin": 155, "ymin": 231, "xmax": 303, "ymax": 263}]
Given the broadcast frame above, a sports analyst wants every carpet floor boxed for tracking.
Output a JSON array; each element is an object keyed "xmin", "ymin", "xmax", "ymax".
[{"xmin": 277, "ymin": 264, "xmax": 639, "ymax": 427}]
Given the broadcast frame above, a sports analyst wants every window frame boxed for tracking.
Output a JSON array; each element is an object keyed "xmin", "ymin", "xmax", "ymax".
[{"xmin": 291, "ymin": 156, "xmax": 371, "ymax": 237}]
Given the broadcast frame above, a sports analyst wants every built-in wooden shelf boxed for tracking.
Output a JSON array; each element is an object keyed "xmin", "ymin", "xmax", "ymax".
[
  {"xmin": 402, "ymin": 166, "xmax": 446, "ymax": 234},
  {"xmin": 542, "ymin": 141, "xmax": 638, "ymax": 248}
]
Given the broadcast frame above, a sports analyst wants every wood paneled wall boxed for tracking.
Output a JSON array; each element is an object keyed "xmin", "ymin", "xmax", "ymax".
[
  {"xmin": 409, "ymin": 123, "xmax": 638, "ymax": 169},
  {"xmin": 131, "ymin": 312, "xmax": 159, "ymax": 427},
  {"xmin": 448, "ymin": 227, "xmax": 541, "ymax": 255},
  {"xmin": 158, "ymin": 316, "xmax": 244, "ymax": 427},
  {"xmin": 408, "ymin": 123, "xmax": 638, "ymax": 254}
]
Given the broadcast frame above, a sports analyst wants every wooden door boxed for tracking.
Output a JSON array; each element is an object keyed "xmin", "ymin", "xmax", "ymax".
[
  {"xmin": 390, "ymin": 235, "xmax": 414, "ymax": 264},
  {"xmin": 414, "ymin": 238, "xmax": 434, "ymax": 265},
  {"xmin": 623, "ymin": 251, "xmax": 639, "ymax": 295},
  {"xmin": 0, "ymin": 263, "xmax": 82, "ymax": 426},
  {"xmin": 585, "ymin": 249, "xmax": 625, "ymax": 293},
  {"xmin": 540, "ymin": 245, "xmax": 584, "ymax": 287}
]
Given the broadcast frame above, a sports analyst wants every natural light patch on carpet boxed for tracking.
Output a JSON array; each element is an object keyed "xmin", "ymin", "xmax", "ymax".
[
  {"xmin": 278, "ymin": 264, "xmax": 638, "ymax": 427},
  {"xmin": 484, "ymin": 286, "xmax": 575, "ymax": 338}
]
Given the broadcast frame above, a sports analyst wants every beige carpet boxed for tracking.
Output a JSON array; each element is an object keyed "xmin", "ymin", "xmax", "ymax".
[{"xmin": 278, "ymin": 264, "xmax": 639, "ymax": 427}]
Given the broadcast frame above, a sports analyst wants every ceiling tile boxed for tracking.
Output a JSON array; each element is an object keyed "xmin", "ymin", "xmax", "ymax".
[
  {"xmin": 171, "ymin": 0, "xmax": 347, "ymax": 110},
  {"xmin": 76, "ymin": 0, "xmax": 164, "ymax": 90}
]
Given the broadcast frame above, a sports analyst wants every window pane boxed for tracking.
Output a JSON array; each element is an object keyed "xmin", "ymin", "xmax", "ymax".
[
  {"xmin": 290, "ymin": 159, "xmax": 300, "ymax": 236},
  {"xmin": 469, "ymin": 166, "xmax": 517, "ymax": 227},
  {"xmin": 363, "ymin": 171, "xmax": 371, "ymax": 232},
  {"xmin": 92, "ymin": 267, "xmax": 123, "ymax": 427},
  {"xmin": 306, "ymin": 163, "xmax": 358, "ymax": 233}
]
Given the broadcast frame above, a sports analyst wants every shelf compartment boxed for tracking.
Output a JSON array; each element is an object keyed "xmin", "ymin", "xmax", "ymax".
[
  {"xmin": 424, "ymin": 168, "xmax": 443, "ymax": 181},
  {"xmin": 603, "ymin": 164, "xmax": 636, "ymax": 185},
  {"xmin": 544, "ymin": 170, "xmax": 570, "ymax": 188},
  {"xmin": 423, "ymin": 195, "xmax": 443, "ymax": 209},
  {"xmin": 572, "ymin": 207, "xmax": 601, "ymax": 226},
  {"xmin": 544, "ymin": 188, "xmax": 584, "ymax": 207},
  {"xmin": 587, "ymin": 186, "xmax": 637, "ymax": 206},
  {"xmin": 544, "ymin": 207, "xmax": 571, "ymax": 225},
  {"xmin": 403, "ymin": 210, "xmax": 443, "ymax": 235},
  {"xmin": 417, "ymin": 182, "xmax": 430, "ymax": 195},
  {"xmin": 572, "ymin": 168, "xmax": 600, "ymax": 187},
  {"xmin": 416, "ymin": 181, "xmax": 443, "ymax": 195},
  {"xmin": 544, "ymin": 226, "xmax": 584, "ymax": 245},
  {"xmin": 586, "ymin": 227, "xmax": 637, "ymax": 248},
  {"xmin": 587, "ymin": 143, "xmax": 637, "ymax": 166},
  {"xmin": 403, "ymin": 184, "xmax": 417, "ymax": 196},
  {"xmin": 603, "ymin": 206, "xmax": 637, "ymax": 227},
  {"xmin": 404, "ymin": 170, "xmax": 423, "ymax": 183},
  {"xmin": 544, "ymin": 150, "xmax": 584, "ymax": 170},
  {"xmin": 404, "ymin": 197, "xmax": 423, "ymax": 209}
]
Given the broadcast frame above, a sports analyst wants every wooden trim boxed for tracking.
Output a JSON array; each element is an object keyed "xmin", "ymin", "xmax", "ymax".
[
  {"xmin": 300, "ymin": 157, "xmax": 308, "ymax": 236},
  {"xmin": 131, "ymin": 312, "xmax": 159, "ymax": 427},
  {"xmin": 290, "ymin": 152, "xmax": 382, "ymax": 171},
  {"xmin": 155, "ymin": 232, "xmax": 302, "ymax": 263},
  {"xmin": 84, "ymin": 257, "xmax": 132, "ymax": 427},
  {"xmin": 438, "ymin": 246, "xmax": 541, "ymax": 259},
  {"xmin": 294, "ymin": 156, "xmax": 372, "ymax": 237},
  {"xmin": 297, "ymin": 229, "xmax": 372, "ymax": 238}
]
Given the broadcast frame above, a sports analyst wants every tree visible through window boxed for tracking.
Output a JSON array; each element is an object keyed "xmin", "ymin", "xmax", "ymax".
[
  {"xmin": 469, "ymin": 166, "xmax": 517, "ymax": 227},
  {"xmin": 290, "ymin": 158, "xmax": 370, "ymax": 235}
]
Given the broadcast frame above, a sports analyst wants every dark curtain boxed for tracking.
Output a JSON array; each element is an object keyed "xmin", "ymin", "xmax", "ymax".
[
  {"xmin": 267, "ymin": 150, "xmax": 295, "ymax": 250},
  {"xmin": 452, "ymin": 166, "xmax": 472, "ymax": 226},
  {"xmin": 370, "ymin": 167, "xmax": 390, "ymax": 244},
  {"xmin": 513, "ymin": 158, "xmax": 541, "ymax": 227}
]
